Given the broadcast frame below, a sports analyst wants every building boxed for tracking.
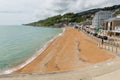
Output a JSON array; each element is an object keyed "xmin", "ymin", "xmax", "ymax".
[
  {"xmin": 103, "ymin": 18, "xmax": 120, "ymax": 30},
  {"xmin": 92, "ymin": 11, "xmax": 112, "ymax": 28},
  {"xmin": 103, "ymin": 17, "xmax": 120, "ymax": 36}
]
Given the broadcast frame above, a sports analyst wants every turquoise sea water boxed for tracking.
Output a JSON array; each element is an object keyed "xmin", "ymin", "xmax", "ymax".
[{"xmin": 0, "ymin": 25, "xmax": 62, "ymax": 71}]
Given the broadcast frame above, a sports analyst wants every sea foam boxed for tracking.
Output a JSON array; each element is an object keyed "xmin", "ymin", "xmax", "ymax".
[{"xmin": 1, "ymin": 28, "xmax": 65, "ymax": 75}]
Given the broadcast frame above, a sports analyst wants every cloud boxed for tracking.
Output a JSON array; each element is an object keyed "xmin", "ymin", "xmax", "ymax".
[
  {"xmin": 0, "ymin": 11, "xmax": 25, "ymax": 14},
  {"xmin": 0, "ymin": 0, "xmax": 119, "ymax": 25}
]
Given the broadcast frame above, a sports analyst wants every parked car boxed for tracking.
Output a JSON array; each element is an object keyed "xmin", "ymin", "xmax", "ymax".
[
  {"xmin": 89, "ymin": 32, "xmax": 93, "ymax": 35},
  {"xmin": 96, "ymin": 35, "xmax": 102, "ymax": 38},
  {"xmin": 93, "ymin": 33, "xmax": 98, "ymax": 36},
  {"xmin": 101, "ymin": 36, "xmax": 108, "ymax": 40},
  {"xmin": 108, "ymin": 38, "xmax": 114, "ymax": 41},
  {"xmin": 87, "ymin": 31, "xmax": 90, "ymax": 34}
]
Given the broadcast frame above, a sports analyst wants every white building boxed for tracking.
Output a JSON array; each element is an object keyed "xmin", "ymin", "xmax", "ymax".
[{"xmin": 92, "ymin": 11, "xmax": 112, "ymax": 28}]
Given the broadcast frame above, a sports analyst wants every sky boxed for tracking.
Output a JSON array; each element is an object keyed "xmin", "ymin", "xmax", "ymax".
[{"xmin": 0, "ymin": 0, "xmax": 120, "ymax": 25}]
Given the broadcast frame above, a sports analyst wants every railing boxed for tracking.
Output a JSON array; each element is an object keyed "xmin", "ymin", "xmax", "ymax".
[
  {"xmin": 98, "ymin": 40, "xmax": 120, "ymax": 55},
  {"xmin": 81, "ymin": 28, "xmax": 120, "ymax": 55}
]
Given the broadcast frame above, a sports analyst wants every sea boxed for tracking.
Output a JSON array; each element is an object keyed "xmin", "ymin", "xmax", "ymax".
[{"xmin": 0, "ymin": 25, "xmax": 63, "ymax": 72}]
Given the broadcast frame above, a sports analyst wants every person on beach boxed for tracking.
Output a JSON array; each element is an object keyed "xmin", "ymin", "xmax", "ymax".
[{"xmin": 102, "ymin": 39, "xmax": 104, "ymax": 45}]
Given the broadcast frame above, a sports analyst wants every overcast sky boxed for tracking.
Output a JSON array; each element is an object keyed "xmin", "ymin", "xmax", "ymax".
[{"xmin": 0, "ymin": 0, "xmax": 120, "ymax": 25}]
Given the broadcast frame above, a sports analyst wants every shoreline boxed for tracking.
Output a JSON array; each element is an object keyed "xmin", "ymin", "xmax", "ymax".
[
  {"xmin": 14, "ymin": 27, "xmax": 114, "ymax": 73},
  {"xmin": 0, "ymin": 28, "xmax": 65, "ymax": 75}
]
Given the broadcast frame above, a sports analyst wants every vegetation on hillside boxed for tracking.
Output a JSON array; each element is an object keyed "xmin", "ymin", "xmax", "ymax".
[
  {"xmin": 26, "ymin": 4, "xmax": 120, "ymax": 27},
  {"xmin": 115, "ymin": 10, "xmax": 120, "ymax": 15}
]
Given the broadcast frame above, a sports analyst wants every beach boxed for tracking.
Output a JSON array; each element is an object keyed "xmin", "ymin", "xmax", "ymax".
[{"xmin": 14, "ymin": 27, "xmax": 114, "ymax": 73}]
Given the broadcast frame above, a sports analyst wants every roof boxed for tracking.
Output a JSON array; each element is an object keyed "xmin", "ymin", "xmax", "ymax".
[{"xmin": 105, "ymin": 18, "xmax": 120, "ymax": 22}]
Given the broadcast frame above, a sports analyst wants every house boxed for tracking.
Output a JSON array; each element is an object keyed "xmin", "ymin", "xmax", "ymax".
[{"xmin": 92, "ymin": 11, "xmax": 112, "ymax": 28}]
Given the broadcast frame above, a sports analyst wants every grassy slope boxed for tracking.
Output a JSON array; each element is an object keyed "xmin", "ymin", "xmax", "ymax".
[{"xmin": 25, "ymin": 4, "xmax": 120, "ymax": 27}]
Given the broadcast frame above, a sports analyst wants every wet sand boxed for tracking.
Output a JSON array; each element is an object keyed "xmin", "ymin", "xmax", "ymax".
[{"xmin": 15, "ymin": 27, "xmax": 114, "ymax": 73}]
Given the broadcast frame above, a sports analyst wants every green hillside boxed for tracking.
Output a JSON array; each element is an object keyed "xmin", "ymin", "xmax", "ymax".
[{"xmin": 25, "ymin": 4, "xmax": 120, "ymax": 27}]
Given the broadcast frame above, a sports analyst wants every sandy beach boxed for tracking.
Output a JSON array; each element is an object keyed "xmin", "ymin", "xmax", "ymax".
[{"xmin": 14, "ymin": 27, "xmax": 114, "ymax": 73}]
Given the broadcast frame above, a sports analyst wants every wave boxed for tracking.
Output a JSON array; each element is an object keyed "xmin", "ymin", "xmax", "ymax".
[{"xmin": 0, "ymin": 28, "xmax": 65, "ymax": 75}]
